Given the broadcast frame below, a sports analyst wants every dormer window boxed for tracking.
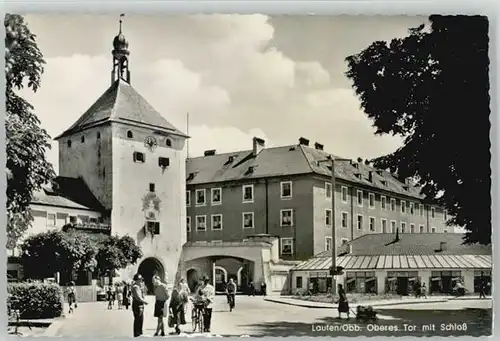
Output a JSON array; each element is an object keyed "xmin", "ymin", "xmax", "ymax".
[
  {"xmin": 166, "ymin": 138, "xmax": 172, "ymax": 147},
  {"xmin": 67, "ymin": 140, "xmax": 72, "ymax": 148},
  {"xmin": 127, "ymin": 130, "xmax": 133, "ymax": 138},
  {"xmin": 81, "ymin": 136, "xmax": 85, "ymax": 143}
]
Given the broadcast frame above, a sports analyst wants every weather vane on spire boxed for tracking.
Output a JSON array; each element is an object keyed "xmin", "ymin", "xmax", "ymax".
[{"xmin": 119, "ymin": 13, "xmax": 125, "ymax": 33}]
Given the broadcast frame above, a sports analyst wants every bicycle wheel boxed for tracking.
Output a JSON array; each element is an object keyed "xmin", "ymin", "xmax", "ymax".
[
  {"xmin": 192, "ymin": 310, "xmax": 197, "ymax": 331},
  {"xmin": 198, "ymin": 312, "xmax": 204, "ymax": 332}
]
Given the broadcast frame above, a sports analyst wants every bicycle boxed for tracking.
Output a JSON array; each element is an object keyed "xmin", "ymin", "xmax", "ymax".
[{"xmin": 191, "ymin": 301, "xmax": 205, "ymax": 333}]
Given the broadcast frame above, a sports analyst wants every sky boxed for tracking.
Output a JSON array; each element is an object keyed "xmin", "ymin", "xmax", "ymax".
[{"xmin": 20, "ymin": 14, "xmax": 428, "ymax": 174}]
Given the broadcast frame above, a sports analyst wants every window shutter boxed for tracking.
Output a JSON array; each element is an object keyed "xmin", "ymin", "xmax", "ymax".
[
  {"xmin": 133, "ymin": 152, "xmax": 137, "ymax": 162},
  {"xmin": 154, "ymin": 222, "xmax": 160, "ymax": 235}
]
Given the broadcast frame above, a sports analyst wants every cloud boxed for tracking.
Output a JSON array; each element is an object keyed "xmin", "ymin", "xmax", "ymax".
[{"xmin": 21, "ymin": 14, "xmax": 406, "ymax": 173}]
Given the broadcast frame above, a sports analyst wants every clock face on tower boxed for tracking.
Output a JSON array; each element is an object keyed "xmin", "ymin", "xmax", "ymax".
[{"xmin": 144, "ymin": 136, "xmax": 158, "ymax": 152}]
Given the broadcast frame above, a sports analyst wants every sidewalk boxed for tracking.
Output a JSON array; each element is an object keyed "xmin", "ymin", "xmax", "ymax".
[{"xmin": 263, "ymin": 295, "xmax": 488, "ymax": 309}]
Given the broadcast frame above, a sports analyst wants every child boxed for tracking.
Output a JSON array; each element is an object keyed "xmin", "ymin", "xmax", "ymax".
[
  {"xmin": 67, "ymin": 281, "xmax": 77, "ymax": 314},
  {"xmin": 106, "ymin": 286, "xmax": 114, "ymax": 310},
  {"xmin": 116, "ymin": 284, "xmax": 123, "ymax": 309}
]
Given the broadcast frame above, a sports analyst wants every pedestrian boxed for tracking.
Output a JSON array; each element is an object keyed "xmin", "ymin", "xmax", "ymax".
[
  {"xmin": 200, "ymin": 277, "xmax": 215, "ymax": 333},
  {"xmin": 226, "ymin": 278, "xmax": 237, "ymax": 311},
  {"xmin": 169, "ymin": 282, "xmax": 188, "ymax": 334},
  {"xmin": 179, "ymin": 279, "xmax": 191, "ymax": 315},
  {"xmin": 421, "ymin": 283, "xmax": 427, "ymax": 299},
  {"xmin": 116, "ymin": 283, "xmax": 123, "ymax": 309},
  {"xmin": 479, "ymin": 273, "xmax": 486, "ymax": 299},
  {"xmin": 106, "ymin": 286, "xmax": 114, "ymax": 310},
  {"xmin": 131, "ymin": 274, "xmax": 148, "ymax": 337},
  {"xmin": 153, "ymin": 275, "xmax": 169, "ymax": 337},
  {"xmin": 67, "ymin": 281, "xmax": 77, "ymax": 314},
  {"xmin": 261, "ymin": 281, "xmax": 267, "ymax": 296},
  {"xmin": 123, "ymin": 282, "xmax": 131, "ymax": 310},
  {"xmin": 248, "ymin": 281, "xmax": 255, "ymax": 296},
  {"xmin": 336, "ymin": 284, "xmax": 350, "ymax": 319}
]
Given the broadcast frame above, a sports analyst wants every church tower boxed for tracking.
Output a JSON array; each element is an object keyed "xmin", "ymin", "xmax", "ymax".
[{"xmin": 55, "ymin": 16, "xmax": 188, "ymax": 289}]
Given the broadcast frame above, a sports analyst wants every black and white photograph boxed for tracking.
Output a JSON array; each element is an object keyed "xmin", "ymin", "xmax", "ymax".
[{"xmin": 5, "ymin": 13, "xmax": 492, "ymax": 337}]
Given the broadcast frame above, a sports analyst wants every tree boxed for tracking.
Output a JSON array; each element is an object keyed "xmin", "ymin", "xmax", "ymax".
[
  {"xmin": 96, "ymin": 235, "xmax": 143, "ymax": 281},
  {"xmin": 5, "ymin": 14, "xmax": 55, "ymax": 248},
  {"xmin": 345, "ymin": 15, "xmax": 490, "ymax": 244},
  {"xmin": 19, "ymin": 230, "xmax": 100, "ymax": 281}
]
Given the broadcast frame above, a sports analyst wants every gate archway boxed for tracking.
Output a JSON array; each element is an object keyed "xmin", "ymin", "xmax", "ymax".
[{"xmin": 138, "ymin": 257, "xmax": 165, "ymax": 295}]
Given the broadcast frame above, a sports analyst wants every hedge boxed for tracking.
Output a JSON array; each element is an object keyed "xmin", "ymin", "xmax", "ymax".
[{"xmin": 7, "ymin": 282, "xmax": 64, "ymax": 319}]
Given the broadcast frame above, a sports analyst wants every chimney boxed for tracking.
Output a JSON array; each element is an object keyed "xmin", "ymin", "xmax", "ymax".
[
  {"xmin": 314, "ymin": 142, "xmax": 324, "ymax": 150},
  {"xmin": 204, "ymin": 149, "xmax": 216, "ymax": 156},
  {"xmin": 252, "ymin": 137, "xmax": 265, "ymax": 156},
  {"xmin": 440, "ymin": 241, "xmax": 447, "ymax": 251},
  {"xmin": 299, "ymin": 137, "xmax": 310, "ymax": 146},
  {"xmin": 368, "ymin": 171, "xmax": 373, "ymax": 182}
]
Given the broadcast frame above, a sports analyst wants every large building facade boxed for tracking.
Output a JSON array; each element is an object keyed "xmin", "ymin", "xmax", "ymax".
[{"xmin": 186, "ymin": 137, "xmax": 452, "ymax": 262}]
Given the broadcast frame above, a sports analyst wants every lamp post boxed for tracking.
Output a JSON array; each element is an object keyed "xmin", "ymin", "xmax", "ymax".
[{"xmin": 318, "ymin": 155, "xmax": 350, "ymax": 298}]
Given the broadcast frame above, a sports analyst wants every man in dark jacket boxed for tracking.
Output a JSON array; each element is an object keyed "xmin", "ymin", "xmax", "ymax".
[
  {"xmin": 226, "ymin": 278, "xmax": 237, "ymax": 311},
  {"xmin": 131, "ymin": 274, "xmax": 148, "ymax": 337}
]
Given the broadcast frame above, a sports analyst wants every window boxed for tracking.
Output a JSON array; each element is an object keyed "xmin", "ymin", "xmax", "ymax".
[
  {"xmin": 281, "ymin": 209, "xmax": 293, "ymax": 227},
  {"xmin": 195, "ymin": 189, "xmax": 206, "ymax": 206},
  {"xmin": 345, "ymin": 271, "xmax": 377, "ymax": 294},
  {"xmin": 419, "ymin": 204, "xmax": 424, "ymax": 216},
  {"xmin": 444, "ymin": 229, "xmax": 448, "ymax": 233},
  {"xmin": 419, "ymin": 225, "xmax": 425, "ymax": 233},
  {"xmin": 211, "ymin": 188, "xmax": 222, "ymax": 205},
  {"xmin": 369, "ymin": 217, "xmax": 375, "ymax": 231},
  {"xmin": 133, "ymin": 151, "xmax": 145, "ymax": 163},
  {"xmin": 166, "ymin": 138, "xmax": 172, "ymax": 147},
  {"xmin": 211, "ymin": 214, "xmax": 223, "ymax": 230},
  {"xmin": 97, "ymin": 132, "xmax": 101, "ymax": 139},
  {"xmin": 431, "ymin": 227, "xmax": 436, "ymax": 233},
  {"xmin": 242, "ymin": 212, "xmax": 254, "ymax": 229},
  {"xmin": 410, "ymin": 202, "xmax": 414, "ymax": 215},
  {"xmin": 341, "ymin": 186, "xmax": 348, "ymax": 202},
  {"xmin": 390, "ymin": 198, "xmax": 396, "ymax": 211},
  {"xmin": 196, "ymin": 215, "xmax": 206, "ymax": 231},
  {"xmin": 381, "ymin": 196, "xmax": 386, "ymax": 210},
  {"xmin": 431, "ymin": 207, "xmax": 435, "ymax": 218},
  {"xmin": 401, "ymin": 200, "xmax": 406, "ymax": 214},
  {"xmin": 368, "ymin": 193, "xmax": 375, "ymax": 208},
  {"xmin": 147, "ymin": 221, "xmax": 160, "ymax": 235},
  {"xmin": 242, "ymin": 185, "xmax": 254, "ymax": 203},
  {"xmin": 281, "ymin": 238, "xmax": 293, "ymax": 255},
  {"xmin": 410, "ymin": 223, "xmax": 415, "ymax": 233},
  {"xmin": 341, "ymin": 238, "xmax": 349, "ymax": 245},
  {"xmin": 341, "ymin": 212, "xmax": 348, "ymax": 228},
  {"xmin": 391, "ymin": 220, "xmax": 397, "ymax": 233},
  {"xmin": 149, "ymin": 183, "xmax": 155, "ymax": 192},
  {"xmin": 296, "ymin": 276, "xmax": 303, "ymax": 289},
  {"xmin": 67, "ymin": 140, "xmax": 72, "ymax": 147},
  {"xmin": 381, "ymin": 219, "xmax": 388, "ymax": 233},
  {"xmin": 186, "ymin": 217, "xmax": 191, "ymax": 232},
  {"xmin": 401, "ymin": 222, "xmax": 407, "ymax": 233},
  {"xmin": 46, "ymin": 213, "xmax": 56, "ymax": 227},
  {"xmin": 186, "ymin": 191, "xmax": 191, "ymax": 206},
  {"xmin": 325, "ymin": 237, "xmax": 332, "ymax": 251},
  {"xmin": 357, "ymin": 190, "xmax": 363, "ymax": 206},
  {"xmin": 357, "ymin": 214, "xmax": 363, "ymax": 230},
  {"xmin": 326, "ymin": 182, "xmax": 332, "ymax": 199},
  {"xmin": 127, "ymin": 130, "xmax": 133, "ymax": 138},
  {"xmin": 158, "ymin": 157, "xmax": 169, "ymax": 168},
  {"xmin": 281, "ymin": 181, "xmax": 292, "ymax": 199},
  {"xmin": 81, "ymin": 136, "xmax": 85, "ymax": 143},
  {"xmin": 325, "ymin": 209, "xmax": 332, "ymax": 226}
]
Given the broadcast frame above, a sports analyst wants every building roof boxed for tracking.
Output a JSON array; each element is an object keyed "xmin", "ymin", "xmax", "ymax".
[
  {"xmin": 31, "ymin": 176, "xmax": 105, "ymax": 212},
  {"xmin": 292, "ymin": 233, "xmax": 492, "ymax": 272},
  {"xmin": 186, "ymin": 143, "xmax": 423, "ymax": 199},
  {"xmin": 55, "ymin": 79, "xmax": 187, "ymax": 139}
]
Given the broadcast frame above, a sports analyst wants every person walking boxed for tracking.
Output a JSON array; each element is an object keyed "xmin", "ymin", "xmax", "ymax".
[
  {"xmin": 169, "ymin": 282, "xmax": 188, "ymax": 334},
  {"xmin": 421, "ymin": 283, "xmax": 428, "ymax": 299},
  {"xmin": 131, "ymin": 274, "xmax": 148, "ymax": 337},
  {"xmin": 116, "ymin": 284, "xmax": 123, "ymax": 309},
  {"xmin": 66, "ymin": 281, "xmax": 77, "ymax": 314},
  {"xmin": 106, "ymin": 286, "xmax": 114, "ymax": 310},
  {"xmin": 479, "ymin": 274, "xmax": 486, "ymax": 299},
  {"xmin": 179, "ymin": 279, "xmax": 191, "ymax": 315},
  {"xmin": 200, "ymin": 277, "xmax": 215, "ymax": 333},
  {"xmin": 260, "ymin": 281, "xmax": 267, "ymax": 296},
  {"xmin": 248, "ymin": 281, "xmax": 255, "ymax": 296},
  {"xmin": 123, "ymin": 283, "xmax": 131, "ymax": 310},
  {"xmin": 153, "ymin": 275, "xmax": 169, "ymax": 337},
  {"xmin": 226, "ymin": 278, "xmax": 237, "ymax": 312},
  {"xmin": 336, "ymin": 284, "xmax": 350, "ymax": 319}
]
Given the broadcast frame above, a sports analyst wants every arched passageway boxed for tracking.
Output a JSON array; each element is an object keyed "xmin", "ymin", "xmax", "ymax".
[
  {"xmin": 137, "ymin": 257, "xmax": 165, "ymax": 295},
  {"xmin": 187, "ymin": 269, "xmax": 200, "ymax": 293}
]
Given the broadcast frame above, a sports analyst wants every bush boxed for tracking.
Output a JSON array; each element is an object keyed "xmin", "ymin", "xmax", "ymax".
[{"xmin": 8, "ymin": 282, "xmax": 64, "ymax": 319}]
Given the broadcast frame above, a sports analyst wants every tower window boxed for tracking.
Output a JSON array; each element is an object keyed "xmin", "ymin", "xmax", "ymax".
[
  {"xmin": 97, "ymin": 132, "xmax": 101, "ymax": 139},
  {"xmin": 149, "ymin": 183, "xmax": 155, "ymax": 192},
  {"xmin": 166, "ymin": 138, "xmax": 172, "ymax": 147},
  {"xmin": 81, "ymin": 136, "xmax": 85, "ymax": 143},
  {"xmin": 67, "ymin": 140, "xmax": 72, "ymax": 147},
  {"xmin": 127, "ymin": 130, "xmax": 133, "ymax": 138},
  {"xmin": 133, "ymin": 152, "xmax": 145, "ymax": 163},
  {"xmin": 158, "ymin": 157, "xmax": 170, "ymax": 168}
]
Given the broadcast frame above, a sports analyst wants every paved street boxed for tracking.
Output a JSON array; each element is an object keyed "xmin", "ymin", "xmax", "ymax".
[{"xmin": 47, "ymin": 295, "xmax": 492, "ymax": 337}]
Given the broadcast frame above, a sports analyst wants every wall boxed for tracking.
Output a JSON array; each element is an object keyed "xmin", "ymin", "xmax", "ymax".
[
  {"xmin": 111, "ymin": 122, "xmax": 187, "ymax": 283},
  {"xmin": 187, "ymin": 176, "xmax": 315, "ymax": 261},
  {"xmin": 58, "ymin": 124, "xmax": 113, "ymax": 209}
]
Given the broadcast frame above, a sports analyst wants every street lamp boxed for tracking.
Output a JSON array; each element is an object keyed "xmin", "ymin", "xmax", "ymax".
[{"xmin": 318, "ymin": 155, "xmax": 350, "ymax": 298}]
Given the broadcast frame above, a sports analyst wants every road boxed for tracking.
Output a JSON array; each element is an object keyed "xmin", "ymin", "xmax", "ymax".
[{"xmin": 48, "ymin": 295, "xmax": 492, "ymax": 337}]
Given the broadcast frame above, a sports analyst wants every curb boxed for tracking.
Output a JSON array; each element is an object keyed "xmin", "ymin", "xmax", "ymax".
[{"xmin": 264, "ymin": 298, "xmax": 449, "ymax": 309}]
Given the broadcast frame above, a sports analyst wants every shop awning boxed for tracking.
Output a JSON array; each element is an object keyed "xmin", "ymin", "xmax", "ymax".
[{"xmin": 292, "ymin": 254, "xmax": 492, "ymax": 271}]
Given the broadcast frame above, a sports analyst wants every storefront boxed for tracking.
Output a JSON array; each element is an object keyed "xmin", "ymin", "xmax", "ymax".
[
  {"xmin": 345, "ymin": 271, "xmax": 377, "ymax": 294},
  {"xmin": 386, "ymin": 271, "xmax": 420, "ymax": 295},
  {"xmin": 473, "ymin": 270, "xmax": 491, "ymax": 294},
  {"xmin": 429, "ymin": 270, "xmax": 463, "ymax": 294},
  {"xmin": 309, "ymin": 271, "xmax": 332, "ymax": 293}
]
